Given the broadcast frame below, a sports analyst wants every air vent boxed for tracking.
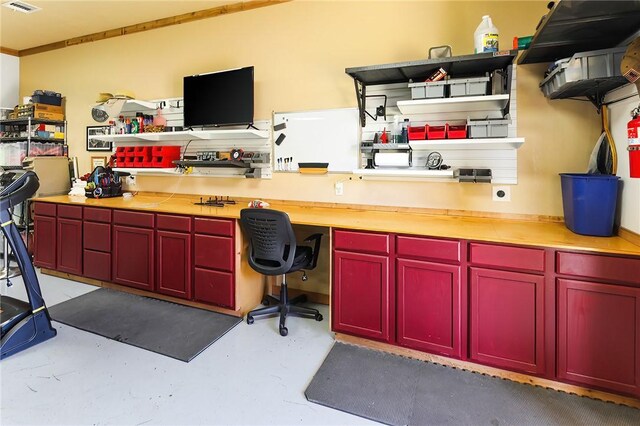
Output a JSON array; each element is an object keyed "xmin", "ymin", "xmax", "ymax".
[{"xmin": 2, "ymin": 1, "xmax": 41, "ymax": 13}]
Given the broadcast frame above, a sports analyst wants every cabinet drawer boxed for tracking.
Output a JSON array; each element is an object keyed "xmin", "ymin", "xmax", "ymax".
[
  {"xmin": 57, "ymin": 205, "xmax": 82, "ymax": 220},
  {"xmin": 84, "ymin": 222, "xmax": 111, "ymax": 252},
  {"xmin": 396, "ymin": 235, "xmax": 460, "ymax": 263},
  {"xmin": 194, "ymin": 268, "xmax": 234, "ymax": 309},
  {"xmin": 84, "ymin": 207, "xmax": 111, "ymax": 223},
  {"xmin": 157, "ymin": 214, "xmax": 191, "ymax": 232},
  {"xmin": 83, "ymin": 250, "xmax": 111, "ymax": 282},
  {"xmin": 194, "ymin": 217, "xmax": 234, "ymax": 237},
  {"xmin": 469, "ymin": 243, "xmax": 545, "ymax": 273},
  {"xmin": 334, "ymin": 230, "xmax": 390, "ymax": 255},
  {"xmin": 33, "ymin": 202, "xmax": 56, "ymax": 217},
  {"xmin": 113, "ymin": 210, "xmax": 154, "ymax": 228},
  {"xmin": 194, "ymin": 234, "xmax": 234, "ymax": 271},
  {"xmin": 557, "ymin": 252, "xmax": 640, "ymax": 286}
]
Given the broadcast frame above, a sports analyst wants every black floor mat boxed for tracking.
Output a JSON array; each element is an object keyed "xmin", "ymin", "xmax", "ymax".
[
  {"xmin": 305, "ymin": 342, "xmax": 640, "ymax": 425},
  {"xmin": 49, "ymin": 288, "xmax": 241, "ymax": 362}
]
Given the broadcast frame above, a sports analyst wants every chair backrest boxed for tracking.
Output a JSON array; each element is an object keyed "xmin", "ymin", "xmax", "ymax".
[{"xmin": 240, "ymin": 208, "xmax": 297, "ymax": 276}]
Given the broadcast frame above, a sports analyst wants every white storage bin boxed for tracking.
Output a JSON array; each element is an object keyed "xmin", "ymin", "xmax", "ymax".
[{"xmin": 449, "ymin": 75, "xmax": 490, "ymax": 97}]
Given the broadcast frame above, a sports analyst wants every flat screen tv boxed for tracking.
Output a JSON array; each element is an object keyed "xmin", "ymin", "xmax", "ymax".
[{"xmin": 183, "ymin": 66, "xmax": 254, "ymax": 128}]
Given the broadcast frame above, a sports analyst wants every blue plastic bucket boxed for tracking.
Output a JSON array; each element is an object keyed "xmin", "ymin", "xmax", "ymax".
[{"xmin": 560, "ymin": 173, "xmax": 620, "ymax": 237}]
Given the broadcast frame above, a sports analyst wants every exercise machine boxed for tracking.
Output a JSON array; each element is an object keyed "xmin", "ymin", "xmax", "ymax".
[{"xmin": 0, "ymin": 171, "xmax": 56, "ymax": 359}]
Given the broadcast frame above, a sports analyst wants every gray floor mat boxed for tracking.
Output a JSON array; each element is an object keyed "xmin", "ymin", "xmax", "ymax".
[
  {"xmin": 305, "ymin": 342, "xmax": 640, "ymax": 425},
  {"xmin": 49, "ymin": 288, "xmax": 241, "ymax": 362}
]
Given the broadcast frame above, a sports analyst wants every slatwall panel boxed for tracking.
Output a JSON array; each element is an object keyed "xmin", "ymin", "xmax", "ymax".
[
  {"xmin": 115, "ymin": 97, "xmax": 272, "ymax": 177},
  {"xmin": 360, "ymin": 65, "xmax": 520, "ymax": 184}
]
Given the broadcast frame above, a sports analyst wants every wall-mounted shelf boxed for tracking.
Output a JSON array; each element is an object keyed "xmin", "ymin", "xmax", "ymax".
[
  {"xmin": 117, "ymin": 99, "xmax": 159, "ymax": 114},
  {"xmin": 92, "ymin": 129, "xmax": 270, "ymax": 143},
  {"xmin": 517, "ymin": 0, "xmax": 640, "ymax": 65},
  {"xmin": 396, "ymin": 95, "xmax": 509, "ymax": 115},
  {"xmin": 409, "ymin": 138, "xmax": 524, "ymax": 150},
  {"xmin": 1, "ymin": 137, "xmax": 65, "ymax": 143},
  {"xmin": 352, "ymin": 169, "xmax": 455, "ymax": 179},
  {"xmin": 112, "ymin": 167, "xmax": 180, "ymax": 175}
]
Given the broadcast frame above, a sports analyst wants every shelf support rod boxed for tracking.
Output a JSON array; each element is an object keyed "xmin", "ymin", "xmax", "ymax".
[{"xmin": 354, "ymin": 79, "xmax": 367, "ymax": 127}]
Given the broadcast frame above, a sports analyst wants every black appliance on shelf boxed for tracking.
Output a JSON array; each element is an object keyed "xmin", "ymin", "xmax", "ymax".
[{"xmin": 183, "ymin": 66, "xmax": 254, "ymax": 128}]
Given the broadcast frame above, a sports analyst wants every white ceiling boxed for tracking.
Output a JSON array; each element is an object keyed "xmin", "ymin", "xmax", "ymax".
[{"xmin": 0, "ymin": 0, "xmax": 230, "ymax": 51}]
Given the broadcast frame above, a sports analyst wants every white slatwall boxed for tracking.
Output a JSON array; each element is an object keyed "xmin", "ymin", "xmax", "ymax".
[
  {"xmin": 115, "ymin": 97, "xmax": 272, "ymax": 177},
  {"xmin": 361, "ymin": 65, "xmax": 519, "ymax": 184}
]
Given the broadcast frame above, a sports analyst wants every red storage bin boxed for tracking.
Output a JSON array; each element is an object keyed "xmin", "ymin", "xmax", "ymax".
[
  {"xmin": 446, "ymin": 124, "xmax": 467, "ymax": 139},
  {"xmin": 115, "ymin": 146, "xmax": 127, "ymax": 168},
  {"xmin": 152, "ymin": 146, "xmax": 181, "ymax": 168},
  {"xmin": 408, "ymin": 126, "xmax": 427, "ymax": 141},
  {"xmin": 426, "ymin": 125, "xmax": 446, "ymax": 140},
  {"xmin": 133, "ymin": 146, "xmax": 152, "ymax": 167}
]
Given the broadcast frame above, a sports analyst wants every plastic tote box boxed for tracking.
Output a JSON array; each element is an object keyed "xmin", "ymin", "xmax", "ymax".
[
  {"xmin": 539, "ymin": 46, "xmax": 627, "ymax": 98},
  {"xmin": 449, "ymin": 76, "xmax": 489, "ymax": 97},
  {"xmin": 409, "ymin": 80, "xmax": 447, "ymax": 99},
  {"xmin": 467, "ymin": 118, "xmax": 511, "ymax": 138},
  {"xmin": 560, "ymin": 173, "xmax": 620, "ymax": 237}
]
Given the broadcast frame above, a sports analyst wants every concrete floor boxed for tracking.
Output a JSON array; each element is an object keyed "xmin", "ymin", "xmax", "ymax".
[{"xmin": 0, "ymin": 271, "xmax": 374, "ymax": 425}]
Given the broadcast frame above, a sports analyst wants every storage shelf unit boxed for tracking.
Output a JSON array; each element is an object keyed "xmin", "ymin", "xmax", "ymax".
[
  {"xmin": 409, "ymin": 138, "xmax": 524, "ymax": 151},
  {"xmin": 0, "ymin": 118, "xmax": 67, "ymax": 167},
  {"xmin": 396, "ymin": 95, "xmax": 509, "ymax": 115},
  {"xmin": 94, "ymin": 129, "xmax": 270, "ymax": 143},
  {"xmin": 517, "ymin": 0, "xmax": 640, "ymax": 65},
  {"xmin": 517, "ymin": 0, "xmax": 640, "ymax": 106},
  {"xmin": 352, "ymin": 169, "xmax": 455, "ymax": 179}
]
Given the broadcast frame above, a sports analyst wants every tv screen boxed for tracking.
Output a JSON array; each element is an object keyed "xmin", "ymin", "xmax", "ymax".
[{"xmin": 183, "ymin": 66, "xmax": 254, "ymax": 128}]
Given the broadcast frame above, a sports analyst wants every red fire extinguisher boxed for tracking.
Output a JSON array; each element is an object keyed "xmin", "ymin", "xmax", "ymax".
[{"xmin": 628, "ymin": 106, "xmax": 640, "ymax": 178}]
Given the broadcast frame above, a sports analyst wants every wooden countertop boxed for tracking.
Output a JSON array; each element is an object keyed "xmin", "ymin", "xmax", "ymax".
[{"xmin": 33, "ymin": 193, "xmax": 640, "ymax": 257}]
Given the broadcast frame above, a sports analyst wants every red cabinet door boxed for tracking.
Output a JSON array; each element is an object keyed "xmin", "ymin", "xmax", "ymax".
[
  {"xmin": 194, "ymin": 267, "xmax": 234, "ymax": 309},
  {"xmin": 157, "ymin": 230, "xmax": 192, "ymax": 299},
  {"xmin": 33, "ymin": 215, "xmax": 56, "ymax": 269},
  {"xmin": 470, "ymin": 267, "xmax": 545, "ymax": 375},
  {"xmin": 83, "ymin": 250, "xmax": 111, "ymax": 282},
  {"xmin": 557, "ymin": 278, "xmax": 640, "ymax": 397},
  {"xmin": 56, "ymin": 218, "xmax": 83, "ymax": 275},
  {"xmin": 112, "ymin": 225, "xmax": 154, "ymax": 291},
  {"xmin": 397, "ymin": 258, "xmax": 461, "ymax": 358},
  {"xmin": 332, "ymin": 250, "xmax": 392, "ymax": 342}
]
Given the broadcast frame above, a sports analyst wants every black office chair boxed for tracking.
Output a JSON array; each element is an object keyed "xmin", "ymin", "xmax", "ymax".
[{"xmin": 240, "ymin": 208, "xmax": 323, "ymax": 336}]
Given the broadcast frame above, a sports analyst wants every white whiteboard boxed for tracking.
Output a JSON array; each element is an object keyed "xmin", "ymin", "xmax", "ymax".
[{"xmin": 273, "ymin": 108, "xmax": 360, "ymax": 172}]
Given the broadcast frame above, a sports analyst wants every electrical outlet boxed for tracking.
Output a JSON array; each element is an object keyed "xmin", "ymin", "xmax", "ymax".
[
  {"xmin": 335, "ymin": 182, "xmax": 344, "ymax": 196},
  {"xmin": 492, "ymin": 185, "xmax": 511, "ymax": 202},
  {"xmin": 126, "ymin": 176, "xmax": 136, "ymax": 186}
]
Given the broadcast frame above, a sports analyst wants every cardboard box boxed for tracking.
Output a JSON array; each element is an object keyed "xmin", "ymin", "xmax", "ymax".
[
  {"xmin": 33, "ymin": 103, "xmax": 64, "ymax": 114},
  {"xmin": 33, "ymin": 111, "xmax": 65, "ymax": 121}
]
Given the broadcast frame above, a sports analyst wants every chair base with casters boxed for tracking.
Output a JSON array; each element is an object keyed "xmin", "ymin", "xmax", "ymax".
[
  {"xmin": 246, "ymin": 273, "xmax": 323, "ymax": 336},
  {"xmin": 240, "ymin": 208, "xmax": 325, "ymax": 336}
]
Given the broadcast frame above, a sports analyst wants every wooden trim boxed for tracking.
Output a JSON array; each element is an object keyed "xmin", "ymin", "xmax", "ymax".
[
  {"xmin": 42, "ymin": 268, "xmax": 244, "ymax": 318},
  {"xmin": 335, "ymin": 333, "xmax": 640, "ymax": 409},
  {"xmin": 18, "ymin": 0, "xmax": 291, "ymax": 57},
  {"xmin": 0, "ymin": 46, "xmax": 19, "ymax": 56},
  {"xmin": 619, "ymin": 227, "xmax": 640, "ymax": 247}
]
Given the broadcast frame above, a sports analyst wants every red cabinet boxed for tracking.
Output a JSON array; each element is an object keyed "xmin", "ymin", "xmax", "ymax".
[
  {"xmin": 469, "ymin": 267, "xmax": 545, "ymax": 375},
  {"xmin": 157, "ymin": 230, "xmax": 192, "ymax": 299},
  {"xmin": 332, "ymin": 249, "xmax": 392, "ymax": 342},
  {"xmin": 397, "ymin": 258, "xmax": 461, "ymax": 357},
  {"xmin": 193, "ymin": 217, "xmax": 236, "ymax": 309},
  {"xmin": 33, "ymin": 214, "xmax": 56, "ymax": 269},
  {"xmin": 557, "ymin": 278, "xmax": 640, "ymax": 397},
  {"xmin": 83, "ymin": 208, "xmax": 111, "ymax": 282},
  {"xmin": 112, "ymin": 225, "xmax": 155, "ymax": 291},
  {"xmin": 56, "ymin": 218, "xmax": 83, "ymax": 275}
]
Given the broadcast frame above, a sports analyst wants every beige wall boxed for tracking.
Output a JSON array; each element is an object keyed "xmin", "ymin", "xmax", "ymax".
[{"xmin": 20, "ymin": 0, "xmax": 600, "ymax": 217}]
